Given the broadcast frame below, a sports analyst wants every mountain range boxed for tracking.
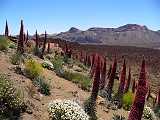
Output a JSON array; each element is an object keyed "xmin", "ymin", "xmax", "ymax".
[{"xmin": 53, "ymin": 24, "xmax": 160, "ymax": 49}]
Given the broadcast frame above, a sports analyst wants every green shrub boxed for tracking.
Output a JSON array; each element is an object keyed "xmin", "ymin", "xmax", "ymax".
[
  {"xmin": 0, "ymin": 74, "xmax": 26, "ymax": 118},
  {"xmin": 33, "ymin": 47, "xmax": 41, "ymax": 56},
  {"xmin": 10, "ymin": 53, "xmax": 23, "ymax": 65},
  {"xmin": 45, "ymin": 54, "xmax": 54, "ymax": 60},
  {"xmin": 33, "ymin": 76, "xmax": 51, "ymax": 96},
  {"xmin": 9, "ymin": 43, "xmax": 16, "ymax": 49},
  {"xmin": 60, "ymin": 70, "xmax": 72, "ymax": 80},
  {"xmin": 112, "ymin": 114, "xmax": 126, "ymax": 120},
  {"xmin": 0, "ymin": 36, "xmax": 9, "ymax": 51},
  {"xmin": 154, "ymin": 105, "xmax": 160, "ymax": 118},
  {"xmin": 25, "ymin": 40, "xmax": 35, "ymax": 53},
  {"xmin": 62, "ymin": 71, "xmax": 91, "ymax": 91},
  {"xmin": 63, "ymin": 54, "xmax": 69, "ymax": 63},
  {"xmin": 77, "ymin": 62, "xmax": 88, "ymax": 71},
  {"xmin": 122, "ymin": 91, "xmax": 134, "ymax": 111},
  {"xmin": 24, "ymin": 59, "xmax": 43, "ymax": 79},
  {"xmin": 84, "ymin": 97, "xmax": 97, "ymax": 120},
  {"xmin": 51, "ymin": 55, "xmax": 64, "ymax": 74}
]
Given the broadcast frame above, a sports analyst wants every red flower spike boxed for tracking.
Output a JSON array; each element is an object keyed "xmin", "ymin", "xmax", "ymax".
[
  {"xmin": 124, "ymin": 67, "xmax": 131, "ymax": 93},
  {"xmin": 25, "ymin": 30, "xmax": 29, "ymax": 44},
  {"xmin": 90, "ymin": 53, "xmax": 98, "ymax": 78},
  {"xmin": 106, "ymin": 57, "xmax": 117, "ymax": 92},
  {"xmin": 17, "ymin": 20, "xmax": 24, "ymax": 54},
  {"xmin": 91, "ymin": 55, "xmax": 101, "ymax": 101},
  {"xmin": 99, "ymin": 57, "xmax": 107, "ymax": 90},
  {"xmin": 5, "ymin": 20, "xmax": 9, "ymax": 36},
  {"xmin": 35, "ymin": 30, "xmax": 39, "ymax": 49},
  {"xmin": 128, "ymin": 59, "xmax": 148, "ymax": 120},
  {"xmin": 107, "ymin": 64, "xmax": 112, "ymax": 79},
  {"xmin": 132, "ymin": 79, "xmax": 136, "ymax": 93},
  {"xmin": 41, "ymin": 31, "xmax": 47, "ymax": 58},
  {"xmin": 117, "ymin": 59, "xmax": 126, "ymax": 97},
  {"xmin": 47, "ymin": 40, "xmax": 50, "ymax": 53},
  {"xmin": 157, "ymin": 89, "xmax": 160, "ymax": 106}
]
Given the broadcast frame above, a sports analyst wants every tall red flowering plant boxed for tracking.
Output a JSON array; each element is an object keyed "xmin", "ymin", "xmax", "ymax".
[
  {"xmin": 99, "ymin": 57, "xmax": 107, "ymax": 90},
  {"xmin": 17, "ymin": 20, "xmax": 24, "ymax": 54},
  {"xmin": 5, "ymin": 20, "xmax": 9, "ymax": 36},
  {"xmin": 107, "ymin": 64, "xmax": 112, "ymax": 79},
  {"xmin": 90, "ymin": 53, "xmax": 98, "ymax": 78},
  {"xmin": 117, "ymin": 59, "xmax": 126, "ymax": 95},
  {"xmin": 91, "ymin": 55, "xmax": 101, "ymax": 101},
  {"xmin": 104, "ymin": 57, "xmax": 117, "ymax": 100},
  {"xmin": 124, "ymin": 67, "xmax": 131, "ymax": 93},
  {"xmin": 128, "ymin": 59, "xmax": 148, "ymax": 120},
  {"xmin": 132, "ymin": 79, "xmax": 136, "ymax": 93},
  {"xmin": 34, "ymin": 30, "xmax": 39, "ymax": 55},
  {"xmin": 47, "ymin": 40, "xmax": 50, "ymax": 53},
  {"xmin": 41, "ymin": 31, "xmax": 47, "ymax": 58},
  {"xmin": 84, "ymin": 55, "xmax": 101, "ymax": 120},
  {"xmin": 25, "ymin": 30, "xmax": 29, "ymax": 44},
  {"xmin": 114, "ymin": 59, "xmax": 126, "ymax": 104}
]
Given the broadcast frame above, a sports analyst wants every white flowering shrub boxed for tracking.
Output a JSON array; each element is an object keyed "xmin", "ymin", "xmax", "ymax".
[
  {"xmin": 48, "ymin": 99, "xmax": 89, "ymax": 120},
  {"xmin": 0, "ymin": 74, "xmax": 26, "ymax": 118},
  {"xmin": 142, "ymin": 106, "xmax": 156, "ymax": 120}
]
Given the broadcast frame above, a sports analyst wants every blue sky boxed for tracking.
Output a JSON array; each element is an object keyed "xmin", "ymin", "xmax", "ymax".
[{"xmin": 0, "ymin": 0, "xmax": 160, "ymax": 35}]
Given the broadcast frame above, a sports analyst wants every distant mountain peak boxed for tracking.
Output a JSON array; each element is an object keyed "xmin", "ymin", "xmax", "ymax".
[
  {"xmin": 55, "ymin": 24, "xmax": 160, "ymax": 48},
  {"xmin": 68, "ymin": 27, "xmax": 80, "ymax": 33},
  {"xmin": 117, "ymin": 24, "xmax": 148, "ymax": 31}
]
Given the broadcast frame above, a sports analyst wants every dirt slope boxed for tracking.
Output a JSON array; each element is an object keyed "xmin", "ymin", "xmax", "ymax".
[{"xmin": 0, "ymin": 50, "xmax": 128, "ymax": 120}]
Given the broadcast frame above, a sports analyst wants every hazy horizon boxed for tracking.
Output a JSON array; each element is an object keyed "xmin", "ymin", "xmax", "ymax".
[{"xmin": 0, "ymin": 0, "xmax": 160, "ymax": 35}]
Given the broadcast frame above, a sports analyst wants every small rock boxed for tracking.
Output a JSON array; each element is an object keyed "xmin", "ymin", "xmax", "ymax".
[
  {"xmin": 33, "ymin": 94, "xmax": 41, "ymax": 101},
  {"xmin": 75, "ymin": 69, "xmax": 82, "ymax": 72},
  {"xmin": 56, "ymin": 86, "xmax": 61, "ymax": 89},
  {"xmin": 111, "ymin": 105, "xmax": 118, "ymax": 110},
  {"xmin": 106, "ymin": 103, "xmax": 112, "ymax": 109},
  {"xmin": 97, "ymin": 96, "xmax": 106, "ymax": 105},
  {"xmin": 103, "ymin": 108, "xmax": 109, "ymax": 113},
  {"xmin": 72, "ymin": 91, "xmax": 78, "ymax": 97},
  {"xmin": 26, "ymin": 107, "xmax": 33, "ymax": 114}
]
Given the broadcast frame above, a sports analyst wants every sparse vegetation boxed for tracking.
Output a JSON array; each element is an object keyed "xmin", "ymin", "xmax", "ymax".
[
  {"xmin": 33, "ymin": 76, "xmax": 51, "ymax": 96},
  {"xmin": 112, "ymin": 114, "xmax": 126, "ymax": 120},
  {"xmin": 51, "ymin": 55, "xmax": 64, "ymax": 74},
  {"xmin": 10, "ymin": 52, "xmax": 23, "ymax": 65},
  {"xmin": 9, "ymin": 42, "xmax": 16, "ymax": 49},
  {"xmin": 61, "ymin": 70, "xmax": 91, "ymax": 91},
  {"xmin": 122, "ymin": 91, "xmax": 134, "ymax": 110},
  {"xmin": 0, "ymin": 36, "xmax": 9, "ymax": 51},
  {"xmin": 24, "ymin": 58, "xmax": 43, "ymax": 79},
  {"xmin": 154, "ymin": 105, "xmax": 160, "ymax": 118},
  {"xmin": 1, "ymin": 19, "xmax": 160, "ymax": 120},
  {"xmin": 84, "ymin": 97, "xmax": 97, "ymax": 120},
  {"xmin": 0, "ymin": 74, "xmax": 26, "ymax": 119}
]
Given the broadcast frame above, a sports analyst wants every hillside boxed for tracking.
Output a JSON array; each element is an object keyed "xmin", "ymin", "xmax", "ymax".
[
  {"xmin": 55, "ymin": 24, "xmax": 160, "ymax": 48},
  {"xmin": 0, "ymin": 38, "xmax": 129, "ymax": 120},
  {"xmin": 0, "ymin": 34, "xmax": 160, "ymax": 120}
]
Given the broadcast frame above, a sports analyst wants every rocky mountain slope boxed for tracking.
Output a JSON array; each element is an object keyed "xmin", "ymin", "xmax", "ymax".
[{"xmin": 55, "ymin": 24, "xmax": 160, "ymax": 48}]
